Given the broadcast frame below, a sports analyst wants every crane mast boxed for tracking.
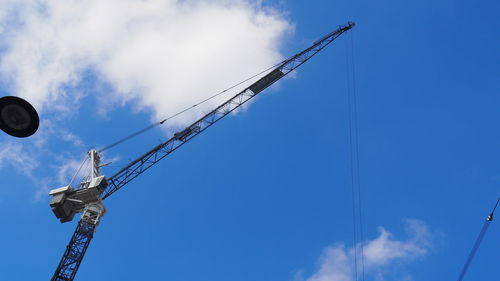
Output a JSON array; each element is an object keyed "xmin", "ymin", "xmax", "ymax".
[
  {"xmin": 50, "ymin": 150, "xmax": 106, "ymax": 281},
  {"xmin": 48, "ymin": 22, "xmax": 355, "ymax": 281}
]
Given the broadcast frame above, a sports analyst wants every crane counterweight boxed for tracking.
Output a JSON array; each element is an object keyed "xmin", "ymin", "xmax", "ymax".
[{"xmin": 49, "ymin": 175, "xmax": 107, "ymax": 223}]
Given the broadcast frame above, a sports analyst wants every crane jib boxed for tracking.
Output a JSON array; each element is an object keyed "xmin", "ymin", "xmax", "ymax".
[
  {"xmin": 102, "ymin": 22, "xmax": 354, "ymax": 200},
  {"xmin": 49, "ymin": 22, "xmax": 355, "ymax": 281}
]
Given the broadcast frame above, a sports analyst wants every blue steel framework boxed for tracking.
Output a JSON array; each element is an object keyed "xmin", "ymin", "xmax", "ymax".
[
  {"xmin": 50, "ymin": 22, "xmax": 355, "ymax": 281},
  {"xmin": 51, "ymin": 221, "xmax": 95, "ymax": 281}
]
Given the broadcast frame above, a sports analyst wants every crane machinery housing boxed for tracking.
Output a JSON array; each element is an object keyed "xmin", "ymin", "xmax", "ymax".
[{"xmin": 48, "ymin": 21, "xmax": 355, "ymax": 281}]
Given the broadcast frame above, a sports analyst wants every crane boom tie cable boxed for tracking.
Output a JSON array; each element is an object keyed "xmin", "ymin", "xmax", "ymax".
[
  {"xmin": 98, "ymin": 59, "xmax": 287, "ymax": 153},
  {"xmin": 67, "ymin": 156, "xmax": 89, "ymax": 188},
  {"xmin": 456, "ymin": 197, "xmax": 500, "ymax": 281}
]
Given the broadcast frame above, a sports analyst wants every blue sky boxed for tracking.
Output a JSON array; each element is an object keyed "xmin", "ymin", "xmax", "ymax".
[{"xmin": 0, "ymin": 0, "xmax": 499, "ymax": 280}]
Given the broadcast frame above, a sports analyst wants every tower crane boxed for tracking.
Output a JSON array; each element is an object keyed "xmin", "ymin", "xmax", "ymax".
[{"xmin": 48, "ymin": 22, "xmax": 355, "ymax": 281}]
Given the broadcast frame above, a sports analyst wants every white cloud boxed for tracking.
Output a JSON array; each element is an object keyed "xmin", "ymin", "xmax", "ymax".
[
  {"xmin": 0, "ymin": 0, "xmax": 293, "ymax": 200},
  {"xmin": 0, "ymin": 119, "xmax": 95, "ymax": 199},
  {"xmin": 55, "ymin": 156, "xmax": 87, "ymax": 186},
  {"xmin": 0, "ymin": 118, "xmax": 77, "ymax": 184},
  {"xmin": 0, "ymin": 0, "xmax": 293, "ymax": 126},
  {"xmin": 303, "ymin": 219, "xmax": 432, "ymax": 281},
  {"xmin": 0, "ymin": 140, "xmax": 38, "ymax": 176},
  {"xmin": 363, "ymin": 219, "xmax": 431, "ymax": 269},
  {"xmin": 308, "ymin": 245, "xmax": 353, "ymax": 281},
  {"xmin": 60, "ymin": 131, "xmax": 84, "ymax": 148}
]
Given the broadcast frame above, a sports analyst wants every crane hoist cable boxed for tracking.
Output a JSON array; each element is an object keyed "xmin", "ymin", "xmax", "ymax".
[
  {"xmin": 97, "ymin": 59, "xmax": 287, "ymax": 153},
  {"xmin": 456, "ymin": 197, "xmax": 500, "ymax": 281},
  {"xmin": 346, "ymin": 27, "xmax": 365, "ymax": 281}
]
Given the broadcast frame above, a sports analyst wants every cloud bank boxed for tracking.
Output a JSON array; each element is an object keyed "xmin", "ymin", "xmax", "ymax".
[
  {"xmin": 0, "ymin": 0, "xmax": 293, "ymax": 194},
  {"xmin": 300, "ymin": 219, "xmax": 432, "ymax": 281},
  {"xmin": 0, "ymin": 140, "xmax": 38, "ymax": 176},
  {"xmin": 0, "ymin": 0, "xmax": 293, "ymax": 125}
]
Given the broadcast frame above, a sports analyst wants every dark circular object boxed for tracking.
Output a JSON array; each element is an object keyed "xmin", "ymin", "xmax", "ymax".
[{"xmin": 0, "ymin": 96, "xmax": 39, "ymax": 138}]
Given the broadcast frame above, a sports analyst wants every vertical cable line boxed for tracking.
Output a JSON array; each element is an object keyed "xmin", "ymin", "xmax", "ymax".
[
  {"xmin": 351, "ymin": 30, "xmax": 366, "ymax": 281},
  {"xmin": 346, "ymin": 28, "xmax": 365, "ymax": 281},
  {"xmin": 345, "ymin": 31, "xmax": 357, "ymax": 281}
]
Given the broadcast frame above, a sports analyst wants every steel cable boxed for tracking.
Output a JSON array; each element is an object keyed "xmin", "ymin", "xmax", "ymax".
[
  {"xmin": 456, "ymin": 197, "xmax": 500, "ymax": 281},
  {"xmin": 346, "ymin": 27, "xmax": 365, "ymax": 281},
  {"xmin": 98, "ymin": 59, "xmax": 287, "ymax": 153}
]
